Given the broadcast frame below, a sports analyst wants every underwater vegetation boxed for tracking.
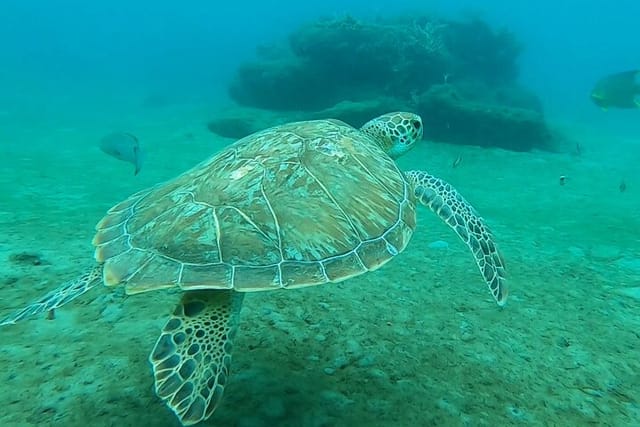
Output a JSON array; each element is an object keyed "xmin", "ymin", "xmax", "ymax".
[{"xmin": 218, "ymin": 14, "xmax": 552, "ymax": 151}]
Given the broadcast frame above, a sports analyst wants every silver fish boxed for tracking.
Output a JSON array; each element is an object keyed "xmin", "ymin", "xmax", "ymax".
[{"xmin": 99, "ymin": 132, "xmax": 143, "ymax": 175}]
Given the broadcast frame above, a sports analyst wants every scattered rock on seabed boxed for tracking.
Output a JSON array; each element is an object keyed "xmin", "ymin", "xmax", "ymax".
[{"xmin": 428, "ymin": 240, "xmax": 449, "ymax": 249}]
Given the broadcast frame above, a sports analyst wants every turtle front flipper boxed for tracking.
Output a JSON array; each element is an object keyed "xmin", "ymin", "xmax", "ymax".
[
  {"xmin": 0, "ymin": 264, "xmax": 104, "ymax": 325},
  {"xmin": 406, "ymin": 171, "xmax": 508, "ymax": 305},
  {"xmin": 150, "ymin": 290, "xmax": 244, "ymax": 426}
]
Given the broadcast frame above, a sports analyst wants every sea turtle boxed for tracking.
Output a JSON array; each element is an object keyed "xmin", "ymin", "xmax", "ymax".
[{"xmin": 0, "ymin": 112, "xmax": 507, "ymax": 425}]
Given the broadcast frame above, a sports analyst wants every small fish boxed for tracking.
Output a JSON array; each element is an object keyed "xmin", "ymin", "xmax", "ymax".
[
  {"xmin": 452, "ymin": 155, "xmax": 463, "ymax": 168},
  {"xmin": 619, "ymin": 180, "xmax": 627, "ymax": 192},
  {"xmin": 559, "ymin": 175, "xmax": 567, "ymax": 186},
  {"xmin": 99, "ymin": 132, "xmax": 143, "ymax": 175},
  {"xmin": 591, "ymin": 70, "xmax": 640, "ymax": 110}
]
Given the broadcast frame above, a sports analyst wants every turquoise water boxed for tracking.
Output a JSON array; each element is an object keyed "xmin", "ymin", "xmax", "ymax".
[{"xmin": 1, "ymin": 2, "xmax": 639, "ymax": 426}]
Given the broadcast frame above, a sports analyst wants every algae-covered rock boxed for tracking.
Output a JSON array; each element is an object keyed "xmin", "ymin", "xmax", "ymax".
[
  {"xmin": 305, "ymin": 98, "xmax": 410, "ymax": 126},
  {"xmin": 221, "ymin": 14, "xmax": 556, "ymax": 151},
  {"xmin": 414, "ymin": 84, "xmax": 552, "ymax": 151},
  {"xmin": 228, "ymin": 16, "xmax": 457, "ymax": 111},
  {"xmin": 207, "ymin": 90, "xmax": 552, "ymax": 152},
  {"xmin": 207, "ymin": 98, "xmax": 410, "ymax": 139},
  {"xmin": 207, "ymin": 107, "xmax": 294, "ymax": 139},
  {"xmin": 228, "ymin": 58, "xmax": 345, "ymax": 111},
  {"xmin": 444, "ymin": 19, "xmax": 522, "ymax": 85},
  {"xmin": 229, "ymin": 15, "xmax": 521, "ymax": 112},
  {"xmin": 207, "ymin": 116, "xmax": 256, "ymax": 140}
]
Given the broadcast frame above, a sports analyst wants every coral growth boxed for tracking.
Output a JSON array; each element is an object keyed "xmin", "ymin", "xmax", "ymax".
[{"xmin": 222, "ymin": 14, "xmax": 553, "ymax": 151}]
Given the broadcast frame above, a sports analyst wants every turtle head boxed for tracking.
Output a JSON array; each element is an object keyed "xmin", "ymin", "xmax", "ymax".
[{"xmin": 360, "ymin": 112, "xmax": 423, "ymax": 159}]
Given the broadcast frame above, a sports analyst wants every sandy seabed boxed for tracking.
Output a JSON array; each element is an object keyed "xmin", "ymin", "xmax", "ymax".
[{"xmin": 1, "ymin": 103, "xmax": 638, "ymax": 427}]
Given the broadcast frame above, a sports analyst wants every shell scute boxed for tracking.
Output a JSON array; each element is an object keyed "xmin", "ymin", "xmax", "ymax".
[{"xmin": 92, "ymin": 119, "xmax": 416, "ymax": 293}]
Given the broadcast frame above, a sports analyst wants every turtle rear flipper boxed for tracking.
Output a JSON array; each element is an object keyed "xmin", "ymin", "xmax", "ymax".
[
  {"xmin": 150, "ymin": 290, "xmax": 244, "ymax": 425},
  {"xmin": 0, "ymin": 264, "xmax": 103, "ymax": 325}
]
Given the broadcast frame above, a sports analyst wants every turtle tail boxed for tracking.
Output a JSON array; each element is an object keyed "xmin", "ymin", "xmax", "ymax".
[{"xmin": 0, "ymin": 264, "xmax": 103, "ymax": 325}]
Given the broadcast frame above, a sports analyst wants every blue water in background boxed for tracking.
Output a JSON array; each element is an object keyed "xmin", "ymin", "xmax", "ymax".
[{"xmin": 1, "ymin": 0, "xmax": 639, "ymax": 135}]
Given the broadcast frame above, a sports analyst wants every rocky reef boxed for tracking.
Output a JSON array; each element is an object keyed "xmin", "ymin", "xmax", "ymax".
[{"xmin": 215, "ymin": 15, "xmax": 554, "ymax": 151}]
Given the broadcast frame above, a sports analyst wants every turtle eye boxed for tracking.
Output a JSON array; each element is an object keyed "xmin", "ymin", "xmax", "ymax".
[{"xmin": 412, "ymin": 120, "xmax": 421, "ymax": 130}]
